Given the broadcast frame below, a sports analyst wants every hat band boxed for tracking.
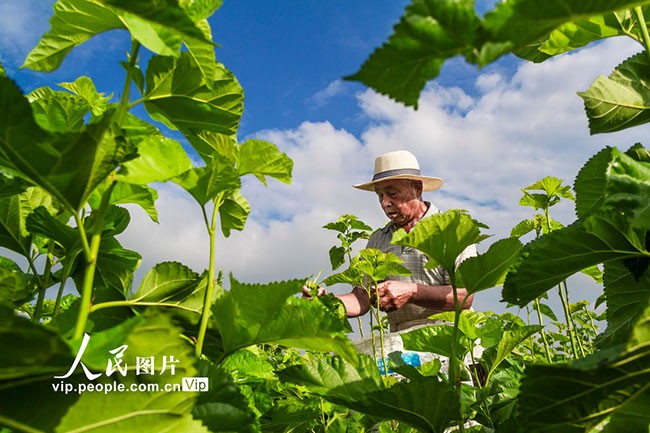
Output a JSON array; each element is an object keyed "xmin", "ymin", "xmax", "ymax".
[{"xmin": 372, "ymin": 168, "xmax": 421, "ymax": 181}]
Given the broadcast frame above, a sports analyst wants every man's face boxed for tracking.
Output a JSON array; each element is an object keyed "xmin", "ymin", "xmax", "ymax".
[{"xmin": 374, "ymin": 179, "xmax": 422, "ymax": 228}]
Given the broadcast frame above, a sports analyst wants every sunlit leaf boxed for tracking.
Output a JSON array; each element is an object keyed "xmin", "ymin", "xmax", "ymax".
[
  {"xmin": 90, "ymin": 181, "xmax": 159, "ymax": 223},
  {"xmin": 579, "ymin": 52, "xmax": 650, "ymax": 134},
  {"xmin": 238, "ymin": 139, "xmax": 293, "ymax": 185},
  {"xmin": 22, "ymin": 0, "xmax": 123, "ymax": 72},
  {"xmin": 218, "ymin": 190, "xmax": 250, "ymax": 237},
  {"xmin": 28, "ymin": 87, "xmax": 91, "ymax": 132},
  {"xmin": 173, "ymin": 156, "xmax": 240, "ymax": 206},
  {"xmin": 131, "ymin": 262, "xmax": 212, "ymax": 325},
  {"xmin": 279, "ymin": 354, "xmax": 459, "ymax": 433},
  {"xmin": 212, "ymin": 276, "xmax": 357, "ymax": 360},
  {"xmin": 482, "ymin": 325, "xmax": 542, "ymax": 379},
  {"xmin": 144, "ymin": 53, "xmax": 243, "ymax": 137},
  {"xmin": 503, "ymin": 214, "xmax": 647, "ymax": 306},
  {"xmin": 119, "ymin": 135, "xmax": 193, "ymax": 185},
  {"xmin": 392, "ymin": 210, "xmax": 489, "ymax": 275},
  {"xmin": 457, "ymin": 237, "xmax": 523, "ymax": 295}
]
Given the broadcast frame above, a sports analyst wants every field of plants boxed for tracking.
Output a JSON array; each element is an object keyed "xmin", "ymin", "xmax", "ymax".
[{"xmin": 1, "ymin": 1, "xmax": 650, "ymax": 432}]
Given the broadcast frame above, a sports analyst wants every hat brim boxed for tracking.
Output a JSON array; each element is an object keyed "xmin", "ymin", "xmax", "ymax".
[{"xmin": 353, "ymin": 175, "xmax": 444, "ymax": 192}]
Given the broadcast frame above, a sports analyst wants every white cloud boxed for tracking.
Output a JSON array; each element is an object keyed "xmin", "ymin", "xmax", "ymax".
[
  {"xmin": 118, "ymin": 37, "xmax": 649, "ymax": 316},
  {"xmin": 305, "ymin": 80, "xmax": 347, "ymax": 109}
]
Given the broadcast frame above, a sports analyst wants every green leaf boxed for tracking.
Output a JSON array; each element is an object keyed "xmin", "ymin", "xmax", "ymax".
[
  {"xmin": 514, "ymin": 303, "xmax": 650, "ymax": 432},
  {"xmin": 400, "ymin": 324, "xmax": 465, "ymax": 358},
  {"xmin": 119, "ymin": 135, "xmax": 193, "ymax": 185},
  {"xmin": 538, "ymin": 303, "xmax": 559, "ymax": 322},
  {"xmin": 58, "ymin": 76, "xmax": 111, "ymax": 117},
  {"xmin": 510, "ymin": 219, "xmax": 537, "ymax": 238},
  {"xmin": 192, "ymin": 360, "xmax": 259, "ymax": 433},
  {"xmin": 173, "ymin": 157, "xmax": 241, "ymax": 206},
  {"xmin": 482, "ymin": 325, "xmax": 542, "ymax": 379},
  {"xmin": 144, "ymin": 54, "xmax": 243, "ymax": 137},
  {"xmin": 0, "ymin": 196, "xmax": 33, "ymax": 258},
  {"xmin": 238, "ymin": 139, "xmax": 293, "ymax": 185},
  {"xmin": 22, "ymin": 0, "xmax": 123, "ymax": 72},
  {"xmin": 131, "ymin": 262, "xmax": 213, "ymax": 325},
  {"xmin": 537, "ymin": 12, "xmax": 630, "ymax": 58},
  {"xmin": 185, "ymin": 131, "xmax": 238, "ymax": 164},
  {"xmin": 523, "ymin": 176, "xmax": 575, "ymax": 202},
  {"xmin": 121, "ymin": 14, "xmax": 183, "ymax": 57},
  {"xmin": 502, "ymin": 214, "xmax": 648, "ymax": 306},
  {"xmin": 212, "ymin": 276, "xmax": 357, "ymax": 360},
  {"xmin": 28, "ymin": 86, "xmax": 92, "ymax": 133},
  {"xmin": 0, "ymin": 307, "xmax": 73, "ymax": 380},
  {"xmin": 574, "ymin": 146, "xmax": 616, "ymax": 218},
  {"xmin": 279, "ymin": 354, "xmax": 459, "ymax": 433},
  {"xmin": 218, "ymin": 190, "xmax": 250, "ymax": 237},
  {"xmin": 457, "ymin": 237, "xmax": 523, "ymax": 295},
  {"xmin": 0, "ymin": 77, "xmax": 137, "ymax": 211},
  {"xmin": 606, "ymin": 150, "xmax": 650, "ymax": 229},
  {"xmin": 56, "ymin": 311, "xmax": 208, "ymax": 433},
  {"xmin": 596, "ymin": 260, "xmax": 650, "ymax": 348},
  {"xmin": 329, "ymin": 245, "xmax": 346, "ymax": 270},
  {"xmin": 345, "ymin": 0, "xmax": 482, "ymax": 107},
  {"xmin": 392, "ymin": 210, "xmax": 489, "ymax": 274},
  {"xmin": 102, "ymin": 0, "xmax": 212, "ymax": 43},
  {"xmin": 579, "ymin": 52, "xmax": 650, "ymax": 134},
  {"xmin": 91, "ymin": 181, "xmax": 159, "ymax": 223}
]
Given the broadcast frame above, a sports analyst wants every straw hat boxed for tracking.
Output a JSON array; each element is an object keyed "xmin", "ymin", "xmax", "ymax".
[{"xmin": 353, "ymin": 150, "xmax": 444, "ymax": 192}]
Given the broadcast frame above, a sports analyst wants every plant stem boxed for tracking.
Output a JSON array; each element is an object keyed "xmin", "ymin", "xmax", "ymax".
[
  {"xmin": 372, "ymin": 278, "xmax": 388, "ymax": 377},
  {"xmin": 53, "ymin": 258, "xmax": 75, "ymax": 316},
  {"xmin": 32, "ymin": 240, "xmax": 56, "ymax": 322},
  {"xmin": 634, "ymin": 7, "xmax": 650, "ymax": 63},
  {"xmin": 557, "ymin": 282, "xmax": 578, "ymax": 358},
  {"xmin": 449, "ymin": 277, "xmax": 465, "ymax": 433},
  {"xmin": 72, "ymin": 179, "xmax": 116, "ymax": 340},
  {"xmin": 195, "ymin": 193, "xmax": 225, "ymax": 357},
  {"xmin": 114, "ymin": 40, "xmax": 141, "ymax": 124},
  {"xmin": 534, "ymin": 299, "xmax": 553, "ymax": 363}
]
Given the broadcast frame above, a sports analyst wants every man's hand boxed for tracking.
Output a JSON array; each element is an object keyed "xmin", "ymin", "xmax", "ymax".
[
  {"xmin": 372, "ymin": 281, "xmax": 417, "ymax": 311},
  {"xmin": 302, "ymin": 285, "xmax": 327, "ymax": 299}
]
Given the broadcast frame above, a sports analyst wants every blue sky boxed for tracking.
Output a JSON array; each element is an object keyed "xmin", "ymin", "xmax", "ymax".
[{"xmin": 2, "ymin": 1, "xmax": 648, "ymax": 318}]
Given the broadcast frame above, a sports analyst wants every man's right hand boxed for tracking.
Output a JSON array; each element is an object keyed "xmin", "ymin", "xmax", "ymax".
[{"xmin": 302, "ymin": 286, "xmax": 327, "ymax": 299}]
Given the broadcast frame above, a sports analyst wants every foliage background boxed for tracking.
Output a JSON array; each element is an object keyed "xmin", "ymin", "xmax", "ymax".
[{"xmin": 1, "ymin": 1, "xmax": 648, "ymax": 320}]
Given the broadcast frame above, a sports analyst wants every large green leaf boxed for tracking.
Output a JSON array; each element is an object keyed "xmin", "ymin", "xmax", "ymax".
[
  {"xmin": 22, "ymin": 0, "xmax": 123, "ymax": 72},
  {"xmin": 538, "ymin": 12, "xmax": 631, "ymax": 57},
  {"xmin": 348, "ymin": 0, "xmax": 650, "ymax": 106},
  {"xmin": 89, "ymin": 181, "xmax": 159, "ymax": 223},
  {"xmin": 218, "ymin": 190, "xmax": 250, "ymax": 237},
  {"xmin": 279, "ymin": 354, "xmax": 459, "ymax": 433},
  {"xmin": 238, "ymin": 139, "xmax": 293, "ymax": 185},
  {"xmin": 345, "ymin": 0, "xmax": 482, "ymax": 107},
  {"xmin": 513, "ymin": 303, "xmax": 650, "ymax": 432},
  {"xmin": 28, "ymin": 87, "xmax": 93, "ymax": 133},
  {"xmin": 144, "ymin": 53, "xmax": 243, "ymax": 137},
  {"xmin": 0, "ymin": 77, "xmax": 137, "ymax": 211},
  {"xmin": 400, "ymin": 324, "xmax": 465, "ymax": 358},
  {"xmin": 457, "ymin": 237, "xmax": 523, "ymax": 295},
  {"xmin": 574, "ymin": 146, "xmax": 617, "ymax": 219},
  {"xmin": 0, "ymin": 266, "xmax": 31, "ymax": 308},
  {"xmin": 502, "ymin": 214, "xmax": 648, "ymax": 306},
  {"xmin": 118, "ymin": 135, "xmax": 193, "ymax": 185},
  {"xmin": 130, "ymin": 262, "xmax": 212, "ymax": 325},
  {"xmin": 579, "ymin": 52, "xmax": 650, "ymax": 134},
  {"xmin": 596, "ymin": 260, "xmax": 650, "ymax": 348},
  {"xmin": 605, "ymin": 149, "xmax": 650, "ymax": 229},
  {"xmin": 102, "ymin": 0, "xmax": 211, "ymax": 43},
  {"xmin": 173, "ymin": 156, "xmax": 241, "ymax": 206},
  {"xmin": 392, "ymin": 210, "xmax": 489, "ymax": 276},
  {"xmin": 192, "ymin": 360, "xmax": 259, "ymax": 433},
  {"xmin": 59, "ymin": 76, "xmax": 111, "ymax": 117},
  {"xmin": 481, "ymin": 325, "xmax": 542, "ymax": 379},
  {"xmin": 212, "ymin": 276, "xmax": 357, "ymax": 360}
]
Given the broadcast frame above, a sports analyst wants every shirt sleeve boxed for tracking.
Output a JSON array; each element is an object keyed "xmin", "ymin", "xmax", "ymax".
[{"xmin": 454, "ymin": 244, "xmax": 478, "ymax": 268}]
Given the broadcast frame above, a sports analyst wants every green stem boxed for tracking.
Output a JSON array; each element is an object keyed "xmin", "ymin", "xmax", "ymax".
[
  {"xmin": 114, "ymin": 40, "xmax": 141, "ymax": 124},
  {"xmin": 634, "ymin": 7, "xmax": 650, "ymax": 62},
  {"xmin": 53, "ymin": 257, "xmax": 75, "ymax": 316},
  {"xmin": 195, "ymin": 194, "xmax": 225, "ymax": 357},
  {"xmin": 449, "ymin": 277, "xmax": 465, "ymax": 433},
  {"xmin": 373, "ymin": 278, "xmax": 388, "ymax": 377},
  {"xmin": 557, "ymin": 282, "xmax": 578, "ymax": 359},
  {"xmin": 534, "ymin": 299, "xmax": 553, "ymax": 363},
  {"xmin": 72, "ymin": 180, "xmax": 117, "ymax": 340},
  {"xmin": 33, "ymin": 240, "xmax": 56, "ymax": 322}
]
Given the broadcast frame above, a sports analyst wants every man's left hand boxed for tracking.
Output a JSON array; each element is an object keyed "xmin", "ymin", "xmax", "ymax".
[{"xmin": 374, "ymin": 281, "xmax": 417, "ymax": 311}]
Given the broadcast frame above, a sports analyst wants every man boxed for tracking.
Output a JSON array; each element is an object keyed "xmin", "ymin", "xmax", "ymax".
[{"xmin": 305, "ymin": 150, "xmax": 475, "ymax": 332}]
